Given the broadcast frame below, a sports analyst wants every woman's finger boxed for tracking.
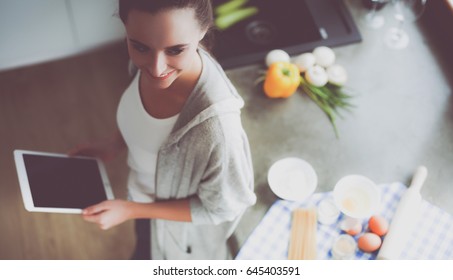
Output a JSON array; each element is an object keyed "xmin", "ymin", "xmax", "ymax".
[
  {"xmin": 67, "ymin": 147, "xmax": 81, "ymax": 157},
  {"xmin": 82, "ymin": 213, "xmax": 101, "ymax": 223},
  {"xmin": 83, "ymin": 201, "xmax": 109, "ymax": 215},
  {"xmin": 67, "ymin": 144, "xmax": 89, "ymax": 157}
]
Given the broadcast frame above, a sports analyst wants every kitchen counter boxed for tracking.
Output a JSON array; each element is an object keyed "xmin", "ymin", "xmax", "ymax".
[{"xmin": 227, "ymin": 0, "xmax": 453, "ymax": 251}]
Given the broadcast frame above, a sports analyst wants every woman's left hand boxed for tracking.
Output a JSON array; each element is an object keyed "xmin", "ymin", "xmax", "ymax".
[{"xmin": 82, "ymin": 199, "xmax": 134, "ymax": 230}]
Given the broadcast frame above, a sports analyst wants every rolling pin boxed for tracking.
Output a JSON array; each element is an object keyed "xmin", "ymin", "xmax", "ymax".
[{"xmin": 377, "ymin": 166, "xmax": 428, "ymax": 260}]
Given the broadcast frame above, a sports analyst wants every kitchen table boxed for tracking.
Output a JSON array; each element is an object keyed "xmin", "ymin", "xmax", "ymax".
[
  {"xmin": 227, "ymin": 0, "xmax": 453, "ymax": 255},
  {"xmin": 235, "ymin": 183, "xmax": 453, "ymax": 260}
]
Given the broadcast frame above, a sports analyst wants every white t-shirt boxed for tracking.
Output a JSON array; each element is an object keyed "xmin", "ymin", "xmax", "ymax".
[{"xmin": 117, "ymin": 72, "xmax": 178, "ymax": 203}]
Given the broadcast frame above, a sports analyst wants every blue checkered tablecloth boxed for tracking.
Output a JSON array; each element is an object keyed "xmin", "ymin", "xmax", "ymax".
[{"xmin": 236, "ymin": 182, "xmax": 453, "ymax": 260}]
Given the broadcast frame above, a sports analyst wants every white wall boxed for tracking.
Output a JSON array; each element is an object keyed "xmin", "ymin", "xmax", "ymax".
[{"xmin": 0, "ymin": 0, "xmax": 125, "ymax": 72}]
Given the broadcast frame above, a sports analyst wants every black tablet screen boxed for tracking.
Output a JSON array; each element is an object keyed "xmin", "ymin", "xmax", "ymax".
[{"xmin": 23, "ymin": 154, "xmax": 107, "ymax": 209}]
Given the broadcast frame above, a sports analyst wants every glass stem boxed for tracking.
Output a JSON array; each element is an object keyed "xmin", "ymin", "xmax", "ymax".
[
  {"xmin": 394, "ymin": 2, "xmax": 405, "ymax": 39},
  {"xmin": 395, "ymin": 15, "xmax": 405, "ymax": 39},
  {"xmin": 370, "ymin": 2, "xmax": 378, "ymax": 19}
]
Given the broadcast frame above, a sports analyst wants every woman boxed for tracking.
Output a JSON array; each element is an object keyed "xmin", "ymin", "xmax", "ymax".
[{"xmin": 69, "ymin": 0, "xmax": 256, "ymax": 260}]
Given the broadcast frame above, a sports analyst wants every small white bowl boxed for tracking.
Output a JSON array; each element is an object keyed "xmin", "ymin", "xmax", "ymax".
[
  {"xmin": 333, "ymin": 175, "xmax": 380, "ymax": 219},
  {"xmin": 317, "ymin": 197, "xmax": 341, "ymax": 225},
  {"xmin": 332, "ymin": 234, "xmax": 357, "ymax": 260},
  {"xmin": 267, "ymin": 157, "xmax": 317, "ymax": 201}
]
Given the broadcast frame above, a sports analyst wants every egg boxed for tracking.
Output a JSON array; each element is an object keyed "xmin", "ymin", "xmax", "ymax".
[
  {"xmin": 340, "ymin": 218, "xmax": 362, "ymax": 236},
  {"xmin": 265, "ymin": 49, "xmax": 290, "ymax": 67},
  {"xmin": 358, "ymin": 233, "xmax": 382, "ymax": 253},
  {"xmin": 345, "ymin": 224, "xmax": 362, "ymax": 236},
  {"xmin": 368, "ymin": 215, "xmax": 389, "ymax": 237}
]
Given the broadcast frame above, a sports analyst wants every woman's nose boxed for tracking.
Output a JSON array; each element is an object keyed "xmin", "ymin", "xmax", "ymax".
[{"xmin": 147, "ymin": 53, "xmax": 167, "ymax": 77}]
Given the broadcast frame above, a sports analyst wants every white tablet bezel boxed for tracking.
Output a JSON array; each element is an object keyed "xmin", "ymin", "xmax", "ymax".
[{"xmin": 14, "ymin": 149, "xmax": 114, "ymax": 214}]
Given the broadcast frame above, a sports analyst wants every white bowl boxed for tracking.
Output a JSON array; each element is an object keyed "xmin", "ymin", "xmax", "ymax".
[
  {"xmin": 333, "ymin": 175, "xmax": 380, "ymax": 219},
  {"xmin": 267, "ymin": 157, "xmax": 317, "ymax": 201}
]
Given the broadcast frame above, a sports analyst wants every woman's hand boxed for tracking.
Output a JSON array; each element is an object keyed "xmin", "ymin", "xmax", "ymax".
[
  {"xmin": 68, "ymin": 130, "xmax": 126, "ymax": 162},
  {"xmin": 82, "ymin": 199, "xmax": 193, "ymax": 229},
  {"xmin": 82, "ymin": 200, "xmax": 134, "ymax": 230}
]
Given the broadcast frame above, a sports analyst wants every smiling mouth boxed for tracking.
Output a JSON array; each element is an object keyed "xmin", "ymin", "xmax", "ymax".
[{"xmin": 150, "ymin": 70, "xmax": 176, "ymax": 81}]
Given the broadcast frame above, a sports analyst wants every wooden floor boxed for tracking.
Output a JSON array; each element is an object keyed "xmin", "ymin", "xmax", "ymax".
[{"xmin": 0, "ymin": 43, "xmax": 136, "ymax": 259}]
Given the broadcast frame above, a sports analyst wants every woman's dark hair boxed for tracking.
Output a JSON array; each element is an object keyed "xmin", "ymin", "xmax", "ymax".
[{"xmin": 119, "ymin": 0, "xmax": 214, "ymax": 50}]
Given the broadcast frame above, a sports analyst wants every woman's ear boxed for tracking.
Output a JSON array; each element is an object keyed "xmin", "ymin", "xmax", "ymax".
[{"xmin": 199, "ymin": 28, "xmax": 208, "ymax": 42}]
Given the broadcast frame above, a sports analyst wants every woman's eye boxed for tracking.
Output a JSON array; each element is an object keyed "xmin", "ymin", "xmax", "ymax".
[
  {"xmin": 166, "ymin": 48, "xmax": 184, "ymax": 56},
  {"xmin": 132, "ymin": 44, "xmax": 148, "ymax": 53}
]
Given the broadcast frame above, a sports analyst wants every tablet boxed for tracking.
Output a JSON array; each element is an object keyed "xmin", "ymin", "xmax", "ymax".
[{"xmin": 14, "ymin": 150, "xmax": 114, "ymax": 214}]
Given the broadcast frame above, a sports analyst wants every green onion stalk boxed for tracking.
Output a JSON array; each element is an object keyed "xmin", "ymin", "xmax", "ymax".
[{"xmin": 299, "ymin": 76, "xmax": 355, "ymax": 138}]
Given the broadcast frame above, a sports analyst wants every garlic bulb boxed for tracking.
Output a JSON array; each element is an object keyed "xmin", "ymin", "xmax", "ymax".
[
  {"xmin": 305, "ymin": 65, "xmax": 328, "ymax": 87},
  {"xmin": 327, "ymin": 64, "xmax": 348, "ymax": 86},
  {"xmin": 265, "ymin": 49, "xmax": 290, "ymax": 67},
  {"xmin": 313, "ymin": 46, "xmax": 336, "ymax": 68},
  {"xmin": 293, "ymin": 53, "xmax": 316, "ymax": 73}
]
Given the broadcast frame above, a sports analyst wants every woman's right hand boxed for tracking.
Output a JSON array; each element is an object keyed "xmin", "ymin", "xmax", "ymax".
[{"xmin": 68, "ymin": 131, "xmax": 126, "ymax": 162}]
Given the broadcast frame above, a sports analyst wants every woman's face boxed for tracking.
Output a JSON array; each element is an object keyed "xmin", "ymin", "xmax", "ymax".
[{"xmin": 124, "ymin": 8, "xmax": 206, "ymax": 90}]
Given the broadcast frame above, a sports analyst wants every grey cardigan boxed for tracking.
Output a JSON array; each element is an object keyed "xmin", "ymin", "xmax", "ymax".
[{"xmin": 150, "ymin": 49, "xmax": 256, "ymax": 259}]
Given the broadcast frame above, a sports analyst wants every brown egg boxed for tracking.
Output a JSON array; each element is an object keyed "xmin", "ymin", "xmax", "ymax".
[
  {"xmin": 368, "ymin": 215, "xmax": 389, "ymax": 237},
  {"xmin": 345, "ymin": 224, "xmax": 362, "ymax": 236},
  {"xmin": 358, "ymin": 233, "xmax": 382, "ymax": 253},
  {"xmin": 340, "ymin": 218, "xmax": 363, "ymax": 236}
]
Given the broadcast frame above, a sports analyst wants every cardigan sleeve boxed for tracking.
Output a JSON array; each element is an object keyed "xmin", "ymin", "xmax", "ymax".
[{"xmin": 189, "ymin": 117, "xmax": 257, "ymax": 225}]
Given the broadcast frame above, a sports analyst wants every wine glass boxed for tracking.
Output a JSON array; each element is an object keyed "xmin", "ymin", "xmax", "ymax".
[
  {"xmin": 364, "ymin": 0, "xmax": 389, "ymax": 29},
  {"xmin": 384, "ymin": 0, "xmax": 427, "ymax": 49}
]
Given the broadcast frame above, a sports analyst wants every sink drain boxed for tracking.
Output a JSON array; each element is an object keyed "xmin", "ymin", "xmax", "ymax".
[{"xmin": 245, "ymin": 20, "xmax": 276, "ymax": 45}]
